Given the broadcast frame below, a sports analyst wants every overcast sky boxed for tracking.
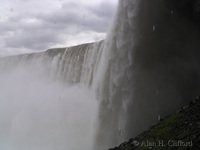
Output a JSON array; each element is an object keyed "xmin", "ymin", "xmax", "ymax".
[{"xmin": 0, "ymin": 0, "xmax": 118, "ymax": 56}]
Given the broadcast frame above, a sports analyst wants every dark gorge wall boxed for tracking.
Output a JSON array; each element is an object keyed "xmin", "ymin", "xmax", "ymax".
[{"xmin": 126, "ymin": 0, "xmax": 200, "ymax": 138}]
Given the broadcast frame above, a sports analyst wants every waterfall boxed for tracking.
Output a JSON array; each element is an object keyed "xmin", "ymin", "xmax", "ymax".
[
  {"xmin": 94, "ymin": 0, "xmax": 200, "ymax": 149},
  {"xmin": 0, "ymin": 41, "xmax": 103, "ymax": 86},
  {"xmin": 0, "ymin": 41, "xmax": 104, "ymax": 150},
  {"xmin": 1, "ymin": 0, "xmax": 200, "ymax": 150},
  {"xmin": 92, "ymin": 0, "xmax": 139, "ymax": 148}
]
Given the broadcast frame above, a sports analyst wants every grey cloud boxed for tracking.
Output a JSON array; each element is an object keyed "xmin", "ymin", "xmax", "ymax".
[
  {"xmin": 2, "ymin": 17, "xmax": 63, "ymax": 50},
  {"xmin": 37, "ymin": 1, "xmax": 116, "ymax": 33},
  {"xmin": 88, "ymin": 1, "xmax": 116, "ymax": 19},
  {"xmin": 0, "ymin": 22, "xmax": 16, "ymax": 32},
  {"xmin": 4, "ymin": 30, "xmax": 61, "ymax": 50},
  {"xmin": 1, "ymin": 13, "xmax": 66, "ymax": 50},
  {"xmin": 0, "ymin": 0, "xmax": 117, "ymax": 52}
]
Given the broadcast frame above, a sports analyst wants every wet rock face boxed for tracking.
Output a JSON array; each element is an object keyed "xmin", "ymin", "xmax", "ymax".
[
  {"xmin": 108, "ymin": 98, "xmax": 200, "ymax": 150},
  {"xmin": 167, "ymin": 0, "xmax": 200, "ymax": 22}
]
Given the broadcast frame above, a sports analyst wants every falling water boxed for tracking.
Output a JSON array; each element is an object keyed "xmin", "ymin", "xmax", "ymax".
[
  {"xmin": 1, "ymin": 0, "xmax": 200, "ymax": 150},
  {"xmin": 94, "ymin": 0, "xmax": 200, "ymax": 149},
  {"xmin": 0, "ymin": 41, "xmax": 103, "ymax": 150}
]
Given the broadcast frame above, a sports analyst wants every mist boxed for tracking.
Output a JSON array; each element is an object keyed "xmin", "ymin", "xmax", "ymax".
[{"xmin": 0, "ymin": 63, "xmax": 98, "ymax": 150}]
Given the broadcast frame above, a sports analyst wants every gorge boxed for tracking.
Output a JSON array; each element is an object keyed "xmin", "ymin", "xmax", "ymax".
[{"xmin": 1, "ymin": 0, "xmax": 200, "ymax": 150}]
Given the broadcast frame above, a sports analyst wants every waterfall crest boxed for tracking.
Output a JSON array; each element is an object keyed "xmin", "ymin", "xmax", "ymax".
[{"xmin": 0, "ymin": 41, "xmax": 103, "ymax": 86}]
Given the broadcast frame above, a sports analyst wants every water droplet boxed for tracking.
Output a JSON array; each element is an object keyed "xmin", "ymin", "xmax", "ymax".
[{"xmin": 153, "ymin": 25, "xmax": 155, "ymax": 31}]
